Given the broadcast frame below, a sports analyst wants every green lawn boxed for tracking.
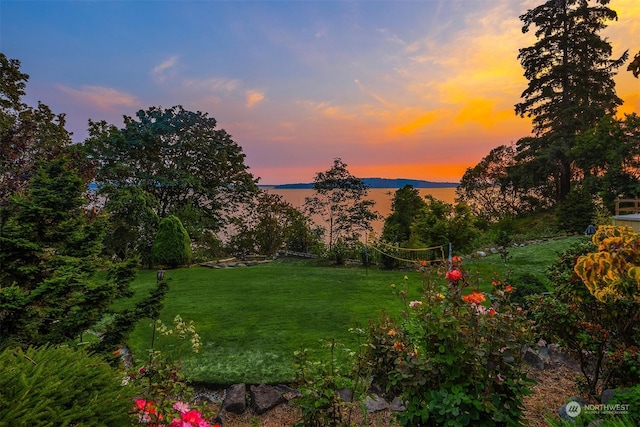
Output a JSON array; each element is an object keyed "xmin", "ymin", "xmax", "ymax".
[
  {"xmin": 125, "ymin": 260, "xmax": 424, "ymax": 384},
  {"xmin": 123, "ymin": 235, "xmax": 588, "ymax": 385}
]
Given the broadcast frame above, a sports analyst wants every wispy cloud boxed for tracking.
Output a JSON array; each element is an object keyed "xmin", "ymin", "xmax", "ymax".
[
  {"xmin": 151, "ymin": 56, "xmax": 179, "ymax": 83},
  {"xmin": 246, "ymin": 90, "xmax": 265, "ymax": 108},
  {"xmin": 57, "ymin": 85, "xmax": 138, "ymax": 111},
  {"xmin": 184, "ymin": 76, "xmax": 241, "ymax": 93}
]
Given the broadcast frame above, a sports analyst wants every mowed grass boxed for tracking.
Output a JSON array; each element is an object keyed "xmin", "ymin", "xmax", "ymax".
[
  {"xmin": 463, "ymin": 235, "xmax": 587, "ymax": 290},
  {"xmin": 123, "ymin": 235, "xmax": 587, "ymax": 385},
  {"xmin": 124, "ymin": 260, "xmax": 424, "ymax": 385}
]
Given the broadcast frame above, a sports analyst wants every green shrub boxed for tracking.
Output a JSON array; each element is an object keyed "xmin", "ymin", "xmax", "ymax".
[
  {"xmin": 610, "ymin": 385, "xmax": 640, "ymax": 424},
  {"xmin": 152, "ymin": 215, "xmax": 193, "ymax": 268},
  {"xmin": 294, "ymin": 336, "xmax": 368, "ymax": 427},
  {"xmin": 555, "ymin": 187, "xmax": 596, "ymax": 233},
  {"xmin": 511, "ymin": 273, "xmax": 548, "ymax": 308},
  {"xmin": 0, "ymin": 344, "xmax": 136, "ymax": 426}
]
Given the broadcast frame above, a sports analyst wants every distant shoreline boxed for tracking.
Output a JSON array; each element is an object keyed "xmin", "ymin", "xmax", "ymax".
[{"xmin": 260, "ymin": 177, "xmax": 459, "ymax": 189}]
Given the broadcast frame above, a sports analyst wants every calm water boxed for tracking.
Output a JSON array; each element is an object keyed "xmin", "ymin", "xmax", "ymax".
[{"xmin": 264, "ymin": 187, "xmax": 458, "ymax": 237}]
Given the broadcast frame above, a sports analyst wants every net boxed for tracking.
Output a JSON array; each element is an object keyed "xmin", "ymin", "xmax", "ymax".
[{"xmin": 369, "ymin": 241, "xmax": 447, "ymax": 265}]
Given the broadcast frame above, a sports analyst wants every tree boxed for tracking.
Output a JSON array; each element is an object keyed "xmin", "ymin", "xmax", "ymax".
[
  {"xmin": 84, "ymin": 105, "xmax": 259, "ymax": 235},
  {"xmin": 0, "ymin": 54, "xmax": 74, "ymax": 207},
  {"xmin": 0, "ymin": 157, "xmax": 130, "ymax": 348},
  {"xmin": 515, "ymin": 0, "xmax": 628, "ymax": 201},
  {"xmin": 151, "ymin": 215, "xmax": 192, "ymax": 268},
  {"xmin": 573, "ymin": 113, "xmax": 640, "ymax": 211},
  {"xmin": 304, "ymin": 158, "xmax": 378, "ymax": 252},
  {"xmin": 409, "ymin": 196, "xmax": 481, "ymax": 254},
  {"xmin": 228, "ymin": 191, "xmax": 317, "ymax": 256},
  {"xmin": 101, "ymin": 185, "xmax": 159, "ymax": 266},
  {"xmin": 629, "ymin": 50, "xmax": 640, "ymax": 78},
  {"xmin": 456, "ymin": 144, "xmax": 554, "ymax": 221},
  {"xmin": 381, "ymin": 185, "xmax": 426, "ymax": 245}
]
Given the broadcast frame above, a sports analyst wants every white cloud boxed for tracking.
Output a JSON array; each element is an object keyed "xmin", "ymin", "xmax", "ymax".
[{"xmin": 151, "ymin": 55, "xmax": 179, "ymax": 83}]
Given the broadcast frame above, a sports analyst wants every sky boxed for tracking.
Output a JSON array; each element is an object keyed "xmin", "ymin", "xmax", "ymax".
[{"xmin": 2, "ymin": 0, "xmax": 639, "ymax": 185}]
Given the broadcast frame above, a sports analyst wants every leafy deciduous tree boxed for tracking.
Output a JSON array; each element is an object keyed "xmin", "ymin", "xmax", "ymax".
[
  {"xmin": 228, "ymin": 191, "xmax": 317, "ymax": 256},
  {"xmin": 304, "ymin": 158, "xmax": 378, "ymax": 252},
  {"xmin": 0, "ymin": 54, "xmax": 74, "ymax": 207},
  {"xmin": 573, "ymin": 113, "xmax": 640, "ymax": 211},
  {"xmin": 382, "ymin": 185, "xmax": 426, "ymax": 245},
  {"xmin": 457, "ymin": 144, "xmax": 554, "ymax": 221},
  {"xmin": 84, "ymin": 105, "xmax": 259, "ymax": 234}
]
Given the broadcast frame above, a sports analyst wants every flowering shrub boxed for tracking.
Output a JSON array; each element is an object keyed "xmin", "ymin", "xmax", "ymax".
[
  {"xmin": 129, "ymin": 315, "xmax": 216, "ymax": 426},
  {"xmin": 133, "ymin": 399, "xmax": 216, "ymax": 427},
  {"xmin": 366, "ymin": 257, "xmax": 533, "ymax": 426}
]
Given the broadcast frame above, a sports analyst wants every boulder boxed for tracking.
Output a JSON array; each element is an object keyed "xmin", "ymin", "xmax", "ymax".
[
  {"xmin": 365, "ymin": 394, "xmax": 389, "ymax": 413},
  {"xmin": 523, "ymin": 347, "xmax": 545, "ymax": 370},
  {"xmin": 250, "ymin": 384, "xmax": 287, "ymax": 415},
  {"xmin": 221, "ymin": 383, "xmax": 246, "ymax": 415}
]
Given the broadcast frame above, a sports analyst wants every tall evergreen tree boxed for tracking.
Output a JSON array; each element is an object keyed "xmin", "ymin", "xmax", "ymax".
[
  {"xmin": 514, "ymin": 0, "xmax": 628, "ymax": 201},
  {"xmin": 0, "ymin": 157, "xmax": 118, "ymax": 347}
]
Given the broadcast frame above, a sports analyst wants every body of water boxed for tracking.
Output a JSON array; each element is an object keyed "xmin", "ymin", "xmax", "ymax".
[{"xmin": 263, "ymin": 187, "xmax": 458, "ymax": 238}]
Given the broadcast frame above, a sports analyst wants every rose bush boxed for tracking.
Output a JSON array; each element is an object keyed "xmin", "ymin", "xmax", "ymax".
[{"xmin": 365, "ymin": 256, "xmax": 533, "ymax": 426}]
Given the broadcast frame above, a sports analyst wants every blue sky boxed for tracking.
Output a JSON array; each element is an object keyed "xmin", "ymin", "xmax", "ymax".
[{"xmin": 2, "ymin": 0, "xmax": 638, "ymax": 184}]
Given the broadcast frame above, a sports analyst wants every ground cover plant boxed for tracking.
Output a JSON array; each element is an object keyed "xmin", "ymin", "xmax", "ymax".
[{"xmin": 122, "ymin": 236, "xmax": 584, "ymax": 386}]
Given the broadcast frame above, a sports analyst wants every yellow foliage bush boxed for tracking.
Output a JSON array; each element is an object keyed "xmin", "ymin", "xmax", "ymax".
[{"xmin": 574, "ymin": 225, "xmax": 640, "ymax": 302}]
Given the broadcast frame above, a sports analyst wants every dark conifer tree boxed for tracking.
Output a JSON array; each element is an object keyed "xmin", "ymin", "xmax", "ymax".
[{"xmin": 514, "ymin": 0, "xmax": 628, "ymax": 201}]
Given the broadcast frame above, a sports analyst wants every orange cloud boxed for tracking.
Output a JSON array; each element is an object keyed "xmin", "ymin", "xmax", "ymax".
[
  {"xmin": 454, "ymin": 98, "xmax": 514, "ymax": 127},
  {"xmin": 350, "ymin": 162, "xmax": 471, "ymax": 183},
  {"xmin": 393, "ymin": 111, "xmax": 439, "ymax": 135},
  {"xmin": 246, "ymin": 90, "xmax": 265, "ymax": 108}
]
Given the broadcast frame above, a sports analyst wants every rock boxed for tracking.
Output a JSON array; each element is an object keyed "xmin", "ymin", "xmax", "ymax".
[
  {"xmin": 477, "ymin": 251, "xmax": 487, "ymax": 257},
  {"xmin": 365, "ymin": 394, "xmax": 389, "ymax": 413},
  {"xmin": 523, "ymin": 347, "xmax": 545, "ymax": 370},
  {"xmin": 601, "ymin": 389, "xmax": 616, "ymax": 404},
  {"xmin": 390, "ymin": 396, "xmax": 406, "ymax": 412},
  {"xmin": 221, "ymin": 383, "xmax": 246, "ymax": 415},
  {"xmin": 275, "ymin": 384, "xmax": 301, "ymax": 400},
  {"xmin": 250, "ymin": 384, "xmax": 287, "ymax": 415},
  {"xmin": 337, "ymin": 388, "xmax": 353, "ymax": 402}
]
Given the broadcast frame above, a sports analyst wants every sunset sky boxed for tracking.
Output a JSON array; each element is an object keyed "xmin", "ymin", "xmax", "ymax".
[{"xmin": 3, "ymin": 0, "xmax": 639, "ymax": 184}]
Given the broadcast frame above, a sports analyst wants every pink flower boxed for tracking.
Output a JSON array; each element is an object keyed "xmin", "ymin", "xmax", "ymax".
[
  {"xmin": 173, "ymin": 401, "xmax": 190, "ymax": 414},
  {"xmin": 182, "ymin": 410, "xmax": 203, "ymax": 424},
  {"xmin": 409, "ymin": 300, "xmax": 422, "ymax": 307}
]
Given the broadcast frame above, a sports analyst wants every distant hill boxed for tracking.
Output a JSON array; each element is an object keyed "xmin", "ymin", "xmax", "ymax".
[{"xmin": 271, "ymin": 178, "xmax": 459, "ymax": 189}]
